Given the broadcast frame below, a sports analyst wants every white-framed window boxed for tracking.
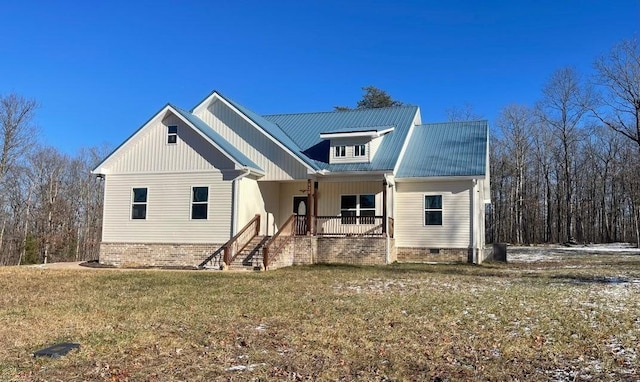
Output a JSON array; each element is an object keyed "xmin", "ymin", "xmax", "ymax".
[
  {"xmin": 334, "ymin": 145, "xmax": 346, "ymax": 157},
  {"xmin": 167, "ymin": 125, "xmax": 178, "ymax": 144},
  {"xmin": 424, "ymin": 195, "xmax": 443, "ymax": 225},
  {"xmin": 341, "ymin": 194, "xmax": 376, "ymax": 224},
  {"xmin": 191, "ymin": 186, "xmax": 208, "ymax": 219},
  {"xmin": 131, "ymin": 187, "xmax": 147, "ymax": 220},
  {"xmin": 354, "ymin": 144, "xmax": 366, "ymax": 157}
]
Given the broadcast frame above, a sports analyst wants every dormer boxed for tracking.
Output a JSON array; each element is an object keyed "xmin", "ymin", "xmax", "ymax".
[{"xmin": 320, "ymin": 126, "xmax": 394, "ymax": 164}]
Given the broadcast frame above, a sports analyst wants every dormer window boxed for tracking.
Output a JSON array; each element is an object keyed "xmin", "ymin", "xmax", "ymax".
[
  {"xmin": 167, "ymin": 125, "xmax": 178, "ymax": 144},
  {"xmin": 335, "ymin": 145, "xmax": 346, "ymax": 157},
  {"xmin": 354, "ymin": 144, "xmax": 366, "ymax": 157}
]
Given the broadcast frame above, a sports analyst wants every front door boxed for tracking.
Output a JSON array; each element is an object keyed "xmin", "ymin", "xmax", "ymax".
[{"xmin": 293, "ymin": 196, "xmax": 307, "ymax": 235}]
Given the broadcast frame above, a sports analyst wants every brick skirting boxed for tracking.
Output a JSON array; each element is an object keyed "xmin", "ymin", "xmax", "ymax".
[
  {"xmin": 396, "ymin": 247, "xmax": 472, "ymax": 263},
  {"xmin": 100, "ymin": 242, "xmax": 222, "ymax": 268},
  {"xmin": 100, "ymin": 238, "xmax": 392, "ymax": 269}
]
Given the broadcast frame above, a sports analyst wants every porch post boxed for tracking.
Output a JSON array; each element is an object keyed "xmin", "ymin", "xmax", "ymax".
[
  {"xmin": 313, "ymin": 181, "xmax": 318, "ymax": 235},
  {"xmin": 382, "ymin": 179, "xmax": 387, "ymax": 235},
  {"xmin": 306, "ymin": 179, "xmax": 312, "ymax": 235},
  {"xmin": 382, "ymin": 179, "xmax": 388, "ymax": 234}
]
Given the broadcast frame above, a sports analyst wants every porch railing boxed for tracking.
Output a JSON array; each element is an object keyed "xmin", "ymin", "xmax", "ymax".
[
  {"xmin": 223, "ymin": 214, "xmax": 260, "ymax": 268},
  {"xmin": 314, "ymin": 216, "xmax": 385, "ymax": 236},
  {"xmin": 263, "ymin": 214, "xmax": 296, "ymax": 269}
]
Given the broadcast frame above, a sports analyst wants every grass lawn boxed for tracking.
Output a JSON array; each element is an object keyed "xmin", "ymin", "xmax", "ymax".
[{"xmin": 1, "ymin": 254, "xmax": 639, "ymax": 381}]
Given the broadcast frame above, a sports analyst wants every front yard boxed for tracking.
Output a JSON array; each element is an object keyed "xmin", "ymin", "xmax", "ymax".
[{"xmin": 1, "ymin": 246, "xmax": 639, "ymax": 381}]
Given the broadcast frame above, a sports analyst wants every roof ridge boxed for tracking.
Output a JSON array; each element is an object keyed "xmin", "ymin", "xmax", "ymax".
[{"xmin": 263, "ymin": 105, "xmax": 418, "ymax": 118}]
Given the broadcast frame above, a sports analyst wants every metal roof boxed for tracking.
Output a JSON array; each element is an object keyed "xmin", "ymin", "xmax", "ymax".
[
  {"xmin": 396, "ymin": 120, "xmax": 488, "ymax": 178},
  {"xmin": 263, "ymin": 106, "xmax": 419, "ymax": 171},
  {"xmin": 170, "ymin": 105, "xmax": 264, "ymax": 173}
]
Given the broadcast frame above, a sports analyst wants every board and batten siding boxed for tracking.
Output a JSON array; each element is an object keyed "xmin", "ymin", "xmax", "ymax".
[
  {"xmin": 106, "ymin": 114, "xmax": 234, "ymax": 174},
  {"xmin": 102, "ymin": 172, "xmax": 232, "ymax": 243},
  {"xmin": 394, "ymin": 180, "xmax": 472, "ymax": 248},
  {"xmin": 195, "ymin": 101, "xmax": 309, "ymax": 181}
]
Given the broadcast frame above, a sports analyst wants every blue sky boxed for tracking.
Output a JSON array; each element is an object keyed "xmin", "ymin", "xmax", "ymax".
[{"xmin": 1, "ymin": 1, "xmax": 638, "ymax": 155}]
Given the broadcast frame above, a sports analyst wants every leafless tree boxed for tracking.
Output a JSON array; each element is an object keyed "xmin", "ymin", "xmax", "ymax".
[{"xmin": 593, "ymin": 38, "xmax": 640, "ymax": 151}]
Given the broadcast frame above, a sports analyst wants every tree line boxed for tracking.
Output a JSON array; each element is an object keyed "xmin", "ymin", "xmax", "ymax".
[
  {"xmin": 487, "ymin": 38, "xmax": 640, "ymax": 247},
  {"xmin": 0, "ymin": 93, "xmax": 107, "ymax": 265}
]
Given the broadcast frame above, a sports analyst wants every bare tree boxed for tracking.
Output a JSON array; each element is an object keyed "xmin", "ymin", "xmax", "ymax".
[
  {"xmin": 536, "ymin": 67, "xmax": 593, "ymax": 243},
  {"xmin": 0, "ymin": 93, "xmax": 38, "ymax": 184},
  {"xmin": 445, "ymin": 102, "xmax": 484, "ymax": 122},
  {"xmin": 496, "ymin": 104, "xmax": 534, "ymax": 243},
  {"xmin": 593, "ymin": 38, "xmax": 640, "ymax": 151}
]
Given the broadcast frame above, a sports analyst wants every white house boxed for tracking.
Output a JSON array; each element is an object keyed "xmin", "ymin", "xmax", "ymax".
[{"xmin": 92, "ymin": 91, "xmax": 490, "ymax": 269}]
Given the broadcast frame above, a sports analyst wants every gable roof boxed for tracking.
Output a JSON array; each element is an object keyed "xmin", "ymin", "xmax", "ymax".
[
  {"xmin": 169, "ymin": 105, "xmax": 263, "ymax": 173},
  {"xmin": 396, "ymin": 120, "xmax": 488, "ymax": 178},
  {"xmin": 263, "ymin": 106, "xmax": 419, "ymax": 172},
  {"xmin": 194, "ymin": 91, "xmax": 321, "ymax": 172},
  {"xmin": 92, "ymin": 104, "xmax": 263, "ymax": 175}
]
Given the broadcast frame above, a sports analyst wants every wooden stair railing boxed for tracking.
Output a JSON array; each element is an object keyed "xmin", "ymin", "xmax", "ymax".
[
  {"xmin": 262, "ymin": 214, "xmax": 296, "ymax": 270},
  {"xmin": 222, "ymin": 214, "xmax": 261, "ymax": 269}
]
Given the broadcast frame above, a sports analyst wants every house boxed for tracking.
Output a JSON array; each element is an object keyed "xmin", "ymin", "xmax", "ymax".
[{"xmin": 91, "ymin": 90, "xmax": 491, "ymax": 269}]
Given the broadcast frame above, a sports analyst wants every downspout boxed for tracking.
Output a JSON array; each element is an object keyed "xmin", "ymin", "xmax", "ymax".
[
  {"xmin": 231, "ymin": 168, "xmax": 251, "ymax": 236},
  {"xmin": 471, "ymin": 179, "xmax": 477, "ymax": 264}
]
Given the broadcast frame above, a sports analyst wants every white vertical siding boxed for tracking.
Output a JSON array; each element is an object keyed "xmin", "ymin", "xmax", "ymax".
[
  {"xmin": 369, "ymin": 136, "xmax": 383, "ymax": 161},
  {"xmin": 102, "ymin": 172, "xmax": 232, "ymax": 243},
  {"xmin": 195, "ymin": 101, "xmax": 309, "ymax": 181},
  {"xmin": 237, "ymin": 178, "xmax": 281, "ymax": 236},
  {"xmin": 395, "ymin": 180, "xmax": 472, "ymax": 248},
  {"xmin": 107, "ymin": 113, "xmax": 235, "ymax": 174}
]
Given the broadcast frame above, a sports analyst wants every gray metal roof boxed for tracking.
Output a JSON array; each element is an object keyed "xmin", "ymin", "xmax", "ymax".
[
  {"xmin": 171, "ymin": 105, "xmax": 263, "ymax": 173},
  {"xmin": 396, "ymin": 120, "xmax": 488, "ymax": 178},
  {"xmin": 263, "ymin": 106, "xmax": 419, "ymax": 171}
]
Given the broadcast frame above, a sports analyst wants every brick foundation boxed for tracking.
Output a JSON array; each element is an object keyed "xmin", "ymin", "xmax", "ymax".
[
  {"xmin": 396, "ymin": 247, "xmax": 471, "ymax": 263},
  {"xmin": 100, "ymin": 242, "xmax": 222, "ymax": 268},
  {"xmin": 314, "ymin": 236, "xmax": 390, "ymax": 265},
  {"xmin": 100, "ymin": 238, "xmax": 469, "ymax": 269}
]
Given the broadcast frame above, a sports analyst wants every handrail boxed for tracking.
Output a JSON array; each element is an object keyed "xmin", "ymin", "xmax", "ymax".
[
  {"xmin": 263, "ymin": 214, "xmax": 296, "ymax": 270},
  {"xmin": 223, "ymin": 214, "xmax": 261, "ymax": 268}
]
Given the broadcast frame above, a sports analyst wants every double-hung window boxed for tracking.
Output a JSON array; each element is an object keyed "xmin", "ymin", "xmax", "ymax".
[
  {"xmin": 334, "ymin": 145, "xmax": 346, "ymax": 158},
  {"xmin": 191, "ymin": 186, "xmax": 208, "ymax": 219},
  {"xmin": 341, "ymin": 194, "xmax": 376, "ymax": 224},
  {"xmin": 167, "ymin": 125, "xmax": 178, "ymax": 144},
  {"xmin": 424, "ymin": 195, "xmax": 443, "ymax": 225},
  {"xmin": 354, "ymin": 144, "xmax": 366, "ymax": 157},
  {"xmin": 131, "ymin": 188, "xmax": 147, "ymax": 219}
]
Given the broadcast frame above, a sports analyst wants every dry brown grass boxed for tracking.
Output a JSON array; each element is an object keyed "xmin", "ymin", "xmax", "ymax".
[{"xmin": 1, "ymin": 254, "xmax": 639, "ymax": 381}]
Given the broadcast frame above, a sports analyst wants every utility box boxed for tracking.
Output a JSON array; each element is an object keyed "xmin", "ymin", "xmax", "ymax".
[{"xmin": 492, "ymin": 243, "xmax": 507, "ymax": 262}]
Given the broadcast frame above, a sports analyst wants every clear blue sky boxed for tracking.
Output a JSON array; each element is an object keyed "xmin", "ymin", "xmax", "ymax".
[{"xmin": 1, "ymin": 1, "xmax": 638, "ymax": 154}]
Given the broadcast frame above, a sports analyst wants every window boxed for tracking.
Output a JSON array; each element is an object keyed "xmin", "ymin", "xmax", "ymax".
[
  {"xmin": 167, "ymin": 125, "xmax": 178, "ymax": 144},
  {"xmin": 334, "ymin": 145, "xmax": 346, "ymax": 157},
  {"xmin": 341, "ymin": 194, "xmax": 376, "ymax": 224},
  {"xmin": 131, "ymin": 188, "xmax": 147, "ymax": 219},
  {"xmin": 191, "ymin": 186, "xmax": 208, "ymax": 219},
  {"xmin": 424, "ymin": 195, "xmax": 443, "ymax": 225},
  {"xmin": 354, "ymin": 144, "xmax": 366, "ymax": 157}
]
